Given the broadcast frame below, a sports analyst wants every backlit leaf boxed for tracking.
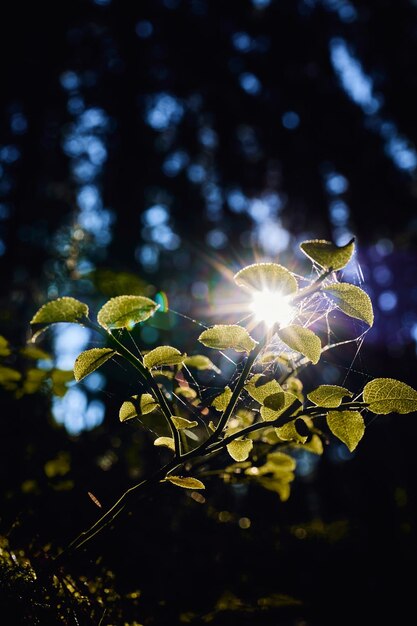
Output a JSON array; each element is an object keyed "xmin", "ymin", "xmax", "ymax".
[
  {"xmin": 327, "ymin": 410, "xmax": 365, "ymax": 452},
  {"xmin": 31, "ymin": 297, "xmax": 89, "ymax": 337},
  {"xmin": 172, "ymin": 416, "xmax": 198, "ymax": 430},
  {"xmin": 0, "ymin": 366, "xmax": 22, "ymax": 385},
  {"xmin": 307, "ymin": 385, "xmax": 352, "ymax": 408},
  {"xmin": 21, "ymin": 368, "xmax": 48, "ymax": 394},
  {"xmin": 302, "ymin": 433, "xmax": 324, "ymax": 455},
  {"xmin": 174, "ymin": 386, "xmax": 197, "ymax": 400},
  {"xmin": 267, "ymin": 451, "xmax": 297, "ymax": 471},
  {"xmin": 97, "ymin": 295, "xmax": 159, "ymax": 330},
  {"xmin": 198, "ymin": 325, "xmax": 257, "ymax": 353},
  {"xmin": 245, "ymin": 374, "xmax": 283, "ymax": 404},
  {"xmin": 323, "ymin": 283, "xmax": 374, "ymax": 326},
  {"xmin": 227, "ymin": 438, "xmax": 253, "ymax": 462},
  {"xmin": 363, "ymin": 378, "xmax": 417, "ymax": 414},
  {"xmin": 234, "ymin": 263, "xmax": 298, "ymax": 295},
  {"xmin": 119, "ymin": 393, "xmax": 158, "ymax": 422},
  {"xmin": 212, "ymin": 386, "xmax": 232, "ymax": 411},
  {"xmin": 20, "ymin": 345, "xmax": 51, "ymax": 360},
  {"xmin": 74, "ymin": 348, "xmax": 116, "ymax": 381},
  {"xmin": 154, "ymin": 437, "xmax": 175, "ymax": 451},
  {"xmin": 143, "ymin": 346, "xmax": 185, "ymax": 369},
  {"xmin": 50, "ymin": 369, "xmax": 73, "ymax": 397},
  {"xmin": 166, "ymin": 475, "xmax": 205, "ymax": 490},
  {"xmin": 275, "ymin": 418, "xmax": 308, "ymax": 443},
  {"xmin": 300, "ymin": 238, "xmax": 355, "ymax": 271},
  {"xmin": 278, "ymin": 325, "xmax": 321, "ymax": 364},
  {"xmin": 261, "ymin": 391, "xmax": 299, "ymax": 421},
  {"xmin": 0, "ymin": 336, "xmax": 11, "ymax": 357},
  {"xmin": 183, "ymin": 355, "xmax": 219, "ymax": 372}
]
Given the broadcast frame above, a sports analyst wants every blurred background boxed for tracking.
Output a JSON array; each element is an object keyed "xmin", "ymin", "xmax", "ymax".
[{"xmin": 1, "ymin": 0, "xmax": 417, "ymax": 624}]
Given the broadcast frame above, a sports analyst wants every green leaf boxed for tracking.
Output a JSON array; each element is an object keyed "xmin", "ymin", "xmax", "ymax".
[
  {"xmin": 97, "ymin": 295, "xmax": 159, "ymax": 330},
  {"xmin": 21, "ymin": 368, "xmax": 48, "ymax": 395},
  {"xmin": 234, "ymin": 263, "xmax": 298, "ymax": 295},
  {"xmin": 20, "ymin": 345, "xmax": 51, "ymax": 360},
  {"xmin": 323, "ymin": 283, "xmax": 374, "ymax": 327},
  {"xmin": 299, "ymin": 238, "xmax": 355, "ymax": 271},
  {"xmin": 327, "ymin": 410, "xmax": 365, "ymax": 452},
  {"xmin": 74, "ymin": 348, "xmax": 116, "ymax": 382},
  {"xmin": 50, "ymin": 369, "xmax": 73, "ymax": 397},
  {"xmin": 275, "ymin": 418, "xmax": 308, "ymax": 444},
  {"xmin": 257, "ymin": 478, "xmax": 291, "ymax": 501},
  {"xmin": 166, "ymin": 475, "xmax": 205, "ymax": 490},
  {"xmin": 174, "ymin": 386, "xmax": 197, "ymax": 400},
  {"xmin": 302, "ymin": 433, "xmax": 324, "ymax": 455},
  {"xmin": 363, "ymin": 378, "xmax": 417, "ymax": 415},
  {"xmin": 198, "ymin": 325, "xmax": 257, "ymax": 353},
  {"xmin": 0, "ymin": 365, "xmax": 22, "ymax": 385},
  {"xmin": 307, "ymin": 385, "xmax": 352, "ymax": 408},
  {"xmin": 245, "ymin": 375, "xmax": 283, "ymax": 404},
  {"xmin": 154, "ymin": 437, "xmax": 175, "ymax": 451},
  {"xmin": 143, "ymin": 346, "xmax": 185, "ymax": 369},
  {"xmin": 278, "ymin": 325, "xmax": 321, "ymax": 364},
  {"xmin": 267, "ymin": 451, "xmax": 297, "ymax": 471},
  {"xmin": 30, "ymin": 297, "xmax": 89, "ymax": 336},
  {"xmin": 119, "ymin": 393, "xmax": 159, "ymax": 422},
  {"xmin": 171, "ymin": 416, "xmax": 198, "ymax": 430},
  {"xmin": 183, "ymin": 355, "xmax": 219, "ymax": 372},
  {"xmin": 227, "ymin": 438, "xmax": 253, "ymax": 462},
  {"xmin": 261, "ymin": 391, "xmax": 299, "ymax": 421},
  {"xmin": 212, "ymin": 386, "xmax": 232, "ymax": 411},
  {"xmin": 0, "ymin": 336, "xmax": 11, "ymax": 357}
]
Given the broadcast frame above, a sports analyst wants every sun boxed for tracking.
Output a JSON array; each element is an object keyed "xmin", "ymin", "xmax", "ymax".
[{"xmin": 250, "ymin": 289, "xmax": 295, "ymax": 328}]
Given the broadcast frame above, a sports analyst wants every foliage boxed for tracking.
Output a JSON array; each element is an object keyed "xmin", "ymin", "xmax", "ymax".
[{"xmin": 26, "ymin": 239, "xmax": 417, "ymax": 564}]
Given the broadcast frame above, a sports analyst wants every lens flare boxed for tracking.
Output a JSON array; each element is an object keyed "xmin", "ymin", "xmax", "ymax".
[{"xmin": 250, "ymin": 290, "xmax": 294, "ymax": 328}]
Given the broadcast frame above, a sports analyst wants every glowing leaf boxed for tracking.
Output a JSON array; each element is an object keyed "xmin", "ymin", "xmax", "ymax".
[
  {"xmin": 143, "ymin": 346, "xmax": 185, "ymax": 369},
  {"xmin": 174, "ymin": 386, "xmax": 197, "ymax": 400},
  {"xmin": 0, "ymin": 336, "xmax": 11, "ymax": 357},
  {"xmin": 183, "ymin": 355, "xmax": 219, "ymax": 371},
  {"xmin": 20, "ymin": 345, "xmax": 51, "ymax": 360},
  {"xmin": 299, "ymin": 238, "xmax": 355, "ymax": 271},
  {"xmin": 166, "ymin": 475, "xmax": 205, "ymax": 490},
  {"xmin": 261, "ymin": 391, "xmax": 299, "ymax": 421},
  {"xmin": 227, "ymin": 438, "xmax": 253, "ymax": 462},
  {"xmin": 303, "ymin": 434, "xmax": 324, "ymax": 455},
  {"xmin": 278, "ymin": 325, "xmax": 321, "ymax": 364},
  {"xmin": 21, "ymin": 369, "xmax": 48, "ymax": 394},
  {"xmin": 327, "ymin": 410, "xmax": 365, "ymax": 452},
  {"xmin": 275, "ymin": 418, "xmax": 308, "ymax": 443},
  {"xmin": 245, "ymin": 375, "xmax": 283, "ymax": 404},
  {"xmin": 198, "ymin": 325, "xmax": 257, "ymax": 353},
  {"xmin": 0, "ymin": 366, "xmax": 22, "ymax": 386},
  {"xmin": 74, "ymin": 348, "xmax": 116, "ymax": 382},
  {"xmin": 363, "ymin": 378, "xmax": 417, "ymax": 415},
  {"xmin": 212, "ymin": 386, "xmax": 232, "ymax": 411},
  {"xmin": 323, "ymin": 283, "xmax": 374, "ymax": 327},
  {"xmin": 50, "ymin": 369, "xmax": 73, "ymax": 397},
  {"xmin": 267, "ymin": 451, "xmax": 297, "ymax": 471},
  {"xmin": 307, "ymin": 385, "xmax": 352, "ymax": 408},
  {"xmin": 154, "ymin": 437, "xmax": 175, "ymax": 451},
  {"xmin": 97, "ymin": 295, "xmax": 159, "ymax": 330},
  {"xmin": 119, "ymin": 393, "xmax": 158, "ymax": 422},
  {"xmin": 31, "ymin": 297, "xmax": 89, "ymax": 338},
  {"xmin": 234, "ymin": 263, "xmax": 298, "ymax": 295},
  {"xmin": 171, "ymin": 416, "xmax": 198, "ymax": 430}
]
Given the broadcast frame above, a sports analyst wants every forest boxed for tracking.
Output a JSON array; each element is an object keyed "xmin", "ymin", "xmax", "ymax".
[{"xmin": 1, "ymin": 1, "xmax": 417, "ymax": 624}]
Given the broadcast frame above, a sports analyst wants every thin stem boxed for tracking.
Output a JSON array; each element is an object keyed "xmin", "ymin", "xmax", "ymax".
[
  {"xmin": 291, "ymin": 267, "xmax": 334, "ymax": 305},
  {"xmin": 206, "ymin": 398, "xmax": 302, "ymax": 453},
  {"xmin": 84, "ymin": 320, "xmax": 181, "ymax": 457}
]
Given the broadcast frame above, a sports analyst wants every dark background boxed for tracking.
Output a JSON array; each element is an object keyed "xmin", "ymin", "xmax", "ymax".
[{"xmin": 1, "ymin": 0, "xmax": 417, "ymax": 624}]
